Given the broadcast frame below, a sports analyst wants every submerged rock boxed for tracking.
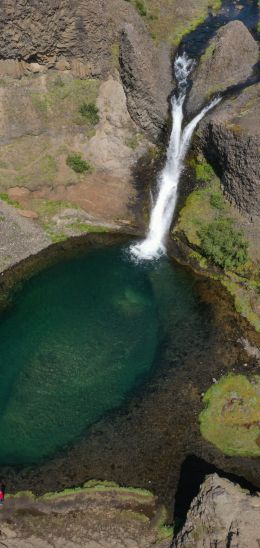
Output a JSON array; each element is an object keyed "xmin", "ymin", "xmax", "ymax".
[
  {"xmin": 187, "ymin": 20, "xmax": 258, "ymax": 115},
  {"xmin": 172, "ymin": 474, "xmax": 260, "ymax": 548}
]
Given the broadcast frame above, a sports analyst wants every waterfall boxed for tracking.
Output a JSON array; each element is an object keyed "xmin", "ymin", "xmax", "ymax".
[{"xmin": 130, "ymin": 53, "xmax": 221, "ymax": 261}]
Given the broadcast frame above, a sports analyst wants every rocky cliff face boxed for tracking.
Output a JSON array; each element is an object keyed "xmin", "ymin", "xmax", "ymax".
[
  {"xmin": 172, "ymin": 474, "xmax": 260, "ymax": 548},
  {"xmin": 0, "ymin": 0, "xmax": 173, "ymax": 136},
  {"xmin": 198, "ymin": 82, "xmax": 260, "ymax": 218},
  {"xmin": 186, "ymin": 20, "xmax": 258, "ymax": 116},
  {"xmin": 120, "ymin": 23, "xmax": 172, "ymax": 140},
  {"xmin": 186, "ymin": 21, "xmax": 260, "ymax": 219}
]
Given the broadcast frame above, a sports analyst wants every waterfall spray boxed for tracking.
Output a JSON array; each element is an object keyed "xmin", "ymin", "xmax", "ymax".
[{"xmin": 130, "ymin": 53, "xmax": 221, "ymax": 261}]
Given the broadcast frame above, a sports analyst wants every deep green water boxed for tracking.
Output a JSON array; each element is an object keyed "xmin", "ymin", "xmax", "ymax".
[{"xmin": 0, "ymin": 244, "xmax": 203, "ymax": 466}]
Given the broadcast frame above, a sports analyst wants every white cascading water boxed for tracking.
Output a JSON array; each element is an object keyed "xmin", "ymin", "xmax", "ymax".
[{"xmin": 130, "ymin": 53, "xmax": 221, "ymax": 261}]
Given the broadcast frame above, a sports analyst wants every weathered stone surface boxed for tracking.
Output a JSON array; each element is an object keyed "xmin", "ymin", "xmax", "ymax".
[
  {"xmin": 198, "ymin": 83, "xmax": 260, "ymax": 218},
  {"xmin": 172, "ymin": 474, "xmax": 260, "ymax": 548},
  {"xmin": 120, "ymin": 23, "xmax": 172, "ymax": 140},
  {"xmin": 187, "ymin": 21, "xmax": 259, "ymax": 115},
  {"xmin": 0, "ymin": 0, "xmax": 170, "ymax": 85},
  {"xmin": 88, "ymin": 76, "xmax": 149, "ymax": 177}
]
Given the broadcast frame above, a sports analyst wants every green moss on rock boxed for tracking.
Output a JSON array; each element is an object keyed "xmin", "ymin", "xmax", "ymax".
[{"xmin": 199, "ymin": 374, "xmax": 260, "ymax": 457}]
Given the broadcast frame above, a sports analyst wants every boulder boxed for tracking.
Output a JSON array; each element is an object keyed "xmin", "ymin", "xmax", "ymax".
[
  {"xmin": 186, "ymin": 21, "xmax": 259, "ymax": 115},
  {"xmin": 173, "ymin": 474, "xmax": 260, "ymax": 548}
]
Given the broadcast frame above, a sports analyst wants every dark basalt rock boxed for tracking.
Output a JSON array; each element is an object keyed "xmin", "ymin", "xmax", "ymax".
[
  {"xmin": 198, "ymin": 83, "xmax": 260, "ymax": 218},
  {"xmin": 120, "ymin": 23, "xmax": 173, "ymax": 141}
]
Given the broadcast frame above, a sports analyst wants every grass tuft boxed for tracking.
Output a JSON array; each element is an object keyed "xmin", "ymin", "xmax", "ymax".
[{"xmin": 66, "ymin": 153, "xmax": 92, "ymax": 174}]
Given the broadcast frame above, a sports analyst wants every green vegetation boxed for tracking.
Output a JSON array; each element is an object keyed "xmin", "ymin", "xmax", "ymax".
[
  {"xmin": 198, "ymin": 219, "xmax": 248, "ymax": 270},
  {"xmin": 37, "ymin": 154, "xmax": 58, "ymax": 183},
  {"xmin": 151, "ymin": 505, "xmax": 174, "ymax": 540},
  {"xmin": 172, "ymin": 158, "xmax": 260, "ymax": 330},
  {"xmin": 200, "ymin": 42, "xmax": 216, "ymax": 63},
  {"xmin": 34, "ymin": 199, "xmax": 77, "ymax": 218},
  {"xmin": 31, "ymin": 93, "xmax": 50, "ymax": 114},
  {"xmin": 66, "ymin": 153, "xmax": 92, "ymax": 174},
  {"xmin": 79, "ymin": 102, "xmax": 99, "ymax": 125},
  {"xmin": 223, "ymin": 278, "xmax": 260, "ymax": 332},
  {"xmin": 173, "ymin": 176, "xmax": 224, "ymax": 247},
  {"xmin": 171, "ymin": 15, "xmax": 206, "ymax": 46},
  {"xmin": 68, "ymin": 222, "xmax": 109, "ymax": 234},
  {"xmin": 125, "ymin": 133, "xmax": 143, "ymax": 149},
  {"xmin": 40, "ymin": 481, "xmax": 154, "ymax": 501},
  {"xmin": 210, "ymin": 191, "xmax": 225, "ymax": 210},
  {"xmin": 43, "ymin": 223, "xmax": 68, "ymax": 243},
  {"xmin": 174, "ymin": 158, "xmax": 249, "ymax": 271},
  {"xmin": 125, "ymin": 0, "xmax": 222, "ymax": 44},
  {"xmin": 0, "ymin": 193, "xmax": 20, "ymax": 208},
  {"xmin": 111, "ymin": 43, "xmax": 120, "ymax": 69},
  {"xmin": 135, "ymin": 0, "xmax": 147, "ymax": 16},
  {"xmin": 199, "ymin": 374, "xmax": 260, "ymax": 457},
  {"xmin": 189, "ymin": 156, "xmax": 215, "ymax": 182},
  {"xmin": 31, "ymin": 77, "xmax": 100, "ymax": 130}
]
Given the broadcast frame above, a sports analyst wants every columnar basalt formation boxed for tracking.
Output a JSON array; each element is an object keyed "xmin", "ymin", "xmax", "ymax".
[{"xmin": 199, "ymin": 83, "xmax": 260, "ymax": 218}]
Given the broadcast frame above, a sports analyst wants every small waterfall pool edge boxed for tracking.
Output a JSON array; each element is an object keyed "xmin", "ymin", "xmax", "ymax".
[{"xmin": 0, "ymin": 237, "xmax": 259, "ymax": 514}]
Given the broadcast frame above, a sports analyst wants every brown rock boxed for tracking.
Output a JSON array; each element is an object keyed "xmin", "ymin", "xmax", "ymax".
[
  {"xmin": 187, "ymin": 21, "xmax": 259, "ymax": 115},
  {"xmin": 18, "ymin": 209, "xmax": 39, "ymax": 219},
  {"xmin": 55, "ymin": 58, "xmax": 71, "ymax": 71},
  {"xmin": 7, "ymin": 187, "xmax": 30, "ymax": 200},
  {"xmin": 0, "ymin": 59, "xmax": 24, "ymax": 79}
]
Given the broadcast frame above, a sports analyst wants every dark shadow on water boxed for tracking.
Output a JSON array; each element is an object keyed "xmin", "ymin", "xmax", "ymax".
[{"xmin": 174, "ymin": 454, "xmax": 259, "ymax": 522}]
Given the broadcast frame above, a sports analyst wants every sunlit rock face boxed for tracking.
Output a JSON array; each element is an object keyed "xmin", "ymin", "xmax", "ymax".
[
  {"xmin": 173, "ymin": 474, "xmax": 260, "ymax": 548},
  {"xmin": 186, "ymin": 20, "xmax": 258, "ymax": 116}
]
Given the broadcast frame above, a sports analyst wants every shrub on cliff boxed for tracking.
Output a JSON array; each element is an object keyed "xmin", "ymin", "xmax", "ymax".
[
  {"xmin": 198, "ymin": 218, "xmax": 248, "ymax": 270},
  {"xmin": 135, "ymin": 0, "xmax": 147, "ymax": 17},
  {"xmin": 66, "ymin": 153, "xmax": 92, "ymax": 174},
  {"xmin": 79, "ymin": 102, "xmax": 99, "ymax": 125}
]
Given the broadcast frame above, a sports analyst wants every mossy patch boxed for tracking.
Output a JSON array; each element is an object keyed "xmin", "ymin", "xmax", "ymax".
[
  {"xmin": 172, "ymin": 156, "xmax": 260, "ymax": 330},
  {"xmin": 199, "ymin": 374, "xmax": 260, "ymax": 457},
  {"xmin": 200, "ymin": 42, "xmax": 216, "ymax": 63},
  {"xmin": 0, "ymin": 193, "xmax": 21, "ymax": 208},
  {"xmin": 68, "ymin": 222, "xmax": 109, "ymax": 234},
  {"xmin": 173, "ymin": 176, "xmax": 224, "ymax": 247},
  {"xmin": 189, "ymin": 156, "xmax": 215, "ymax": 182},
  {"xmin": 174, "ymin": 157, "xmax": 249, "ymax": 272},
  {"xmin": 125, "ymin": 133, "xmax": 143, "ymax": 150},
  {"xmin": 34, "ymin": 199, "xmax": 77, "ymax": 218},
  {"xmin": 39, "ymin": 481, "xmax": 154, "ymax": 502},
  {"xmin": 111, "ymin": 43, "xmax": 120, "ymax": 69},
  {"xmin": 223, "ymin": 278, "xmax": 260, "ymax": 332}
]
